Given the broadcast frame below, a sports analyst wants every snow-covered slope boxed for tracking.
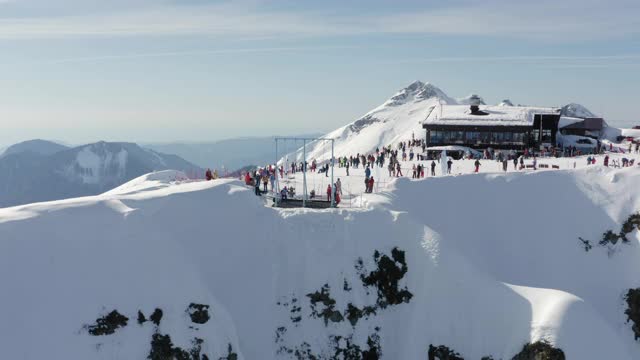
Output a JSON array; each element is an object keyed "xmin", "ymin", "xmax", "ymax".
[
  {"xmin": 0, "ymin": 141, "xmax": 202, "ymax": 207},
  {"xmin": 286, "ymin": 81, "xmax": 457, "ymax": 162},
  {"xmin": 1, "ymin": 162, "xmax": 640, "ymax": 359}
]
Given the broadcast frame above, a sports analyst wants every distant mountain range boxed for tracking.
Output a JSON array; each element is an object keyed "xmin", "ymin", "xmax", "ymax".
[
  {"xmin": 144, "ymin": 134, "xmax": 323, "ymax": 171},
  {"xmin": 0, "ymin": 140, "xmax": 201, "ymax": 208}
]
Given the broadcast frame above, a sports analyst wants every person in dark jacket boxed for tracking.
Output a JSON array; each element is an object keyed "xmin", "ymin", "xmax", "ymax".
[
  {"xmin": 430, "ymin": 161, "xmax": 436, "ymax": 176},
  {"xmin": 474, "ymin": 159, "xmax": 481, "ymax": 173}
]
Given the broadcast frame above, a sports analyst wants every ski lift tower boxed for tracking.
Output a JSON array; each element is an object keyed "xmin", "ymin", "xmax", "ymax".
[{"xmin": 274, "ymin": 137, "xmax": 335, "ymax": 208}]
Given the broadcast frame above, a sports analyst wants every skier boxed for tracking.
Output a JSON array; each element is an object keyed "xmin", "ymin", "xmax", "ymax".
[
  {"xmin": 396, "ymin": 162, "xmax": 403, "ymax": 177},
  {"xmin": 430, "ymin": 161, "xmax": 436, "ymax": 176},
  {"xmin": 474, "ymin": 159, "xmax": 481, "ymax": 173},
  {"xmin": 368, "ymin": 176, "xmax": 375, "ymax": 193},
  {"xmin": 365, "ymin": 165, "xmax": 371, "ymax": 180}
]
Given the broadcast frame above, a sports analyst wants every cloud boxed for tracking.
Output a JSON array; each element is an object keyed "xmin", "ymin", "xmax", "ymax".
[{"xmin": 0, "ymin": 0, "xmax": 637, "ymax": 41}]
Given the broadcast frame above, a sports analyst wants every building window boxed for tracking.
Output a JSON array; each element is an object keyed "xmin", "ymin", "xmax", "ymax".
[
  {"xmin": 466, "ymin": 132, "xmax": 479, "ymax": 141},
  {"xmin": 542, "ymin": 129, "xmax": 552, "ymax": 142}
]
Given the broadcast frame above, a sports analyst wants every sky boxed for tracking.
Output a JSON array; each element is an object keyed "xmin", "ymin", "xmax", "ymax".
[{"xmin": 0, "ymin": 0, "xmax": 639, "ymax": 146}]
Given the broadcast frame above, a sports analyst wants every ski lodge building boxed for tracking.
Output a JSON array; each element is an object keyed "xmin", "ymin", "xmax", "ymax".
[{"xmin": 422, "ymin": 103, "xmax": 562, "ymax": 150}]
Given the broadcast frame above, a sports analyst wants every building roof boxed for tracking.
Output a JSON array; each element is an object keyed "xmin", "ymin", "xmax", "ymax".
[
  {"xmin": 424, "ymin": 104, "xmax": 560, "ymax": 127},
  {"xmin": 560, "ymin": 117, "xmax": 606, "ymax": 131}
]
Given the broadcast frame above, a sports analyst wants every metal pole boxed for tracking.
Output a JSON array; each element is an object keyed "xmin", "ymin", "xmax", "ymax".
[
  {"xmin": 303, "ymin": 139, "xmax": 307, "ymax": 208},
  {"xmin": 274, "ymin": 138, "xmax": 279, "ymax": 207},
  {"xmin": 331, "ymin": 139, "xmax": 335, "ymax": 208}
]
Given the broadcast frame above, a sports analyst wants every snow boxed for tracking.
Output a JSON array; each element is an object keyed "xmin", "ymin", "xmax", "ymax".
[
  {"xmin": 284, "ymin": 81, "xmax": 456, "ymax": 163},
  {"xmin": 561, "ymin": 103, "xmax": 598, "ymax": 118},
  {"xmin": 425, "ymin": 104, "xmax": 560, "ymax": 127},
  {"xmin": 2, "ymin": 149, "xmax": 640, "ymax": 358}
]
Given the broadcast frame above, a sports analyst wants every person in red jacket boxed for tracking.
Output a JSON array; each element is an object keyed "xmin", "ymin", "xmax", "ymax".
[
  {"xmin": 205, "ymin": 168, "xmax": 213, "ymax": 181},
  {"xmin": 327, "ymin": 184, "xmax": 332, "ymax": 202},
  {"xmin": 368, "ymin": 176, "xmax": 375, "ymax": 193}
]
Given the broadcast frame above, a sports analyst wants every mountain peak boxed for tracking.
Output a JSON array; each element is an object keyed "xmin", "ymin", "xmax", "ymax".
[
  {"xmin": 385, "ymin": 81, "xmax": 453, "ymax": 106},
  {"xmin": 457, "ymin": 94, "xmax": 486, "ymax": 105},
  {"xmin": 498, "ymin": 99, "xmax": 514, "ymax": 106},
  {"xmin": 561, "ymin": 103, "xmax": 597, "ymax": 118}
]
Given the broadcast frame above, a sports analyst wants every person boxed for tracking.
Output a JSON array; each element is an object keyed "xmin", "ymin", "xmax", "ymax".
[
  {"xmin": 245, "ymin": 172, "xmax": 253, "ymax": 186},
  {"xmin": 519, "ymin": 157, "xmax": 524, "ymax": 170},
  {"xmin": 262, "ymin": 175, "xmax": 268, "ymax": 193},
  {"xmin": 280, "ymin": 187, "xmax": 288, "ymax": 201},
  {"xmin": 213, "ymin": 169, "xmax": 219, "ymax": 179},
  {"xmin": 336, "ymin": 178, "xmax": 342, "ymax": 195},
  {"xmin": 474, "ymin": 159, "xmax": 481, "ymax": 173},
  {"xmin": 364, "ymin": 177, "xmax": 369, "ymax": 192},
  {"xmin": 346, "ymin": 161, "xmax": 350, "ymax": 176},
  {"xmin": 502, "ymin": 159, "xmax": 508, "ymax": 172},
  {"xmin": 335, "ymin": 191, "xmax": 341, "ymax": 205},
  {"xmin": 255, "ymin": 178, "xmax": 261, "ymax": 196},
  {"xmin": 513, "ymin": 157, "xmax": 518, "ymax": 170},
  {"xmin": 270, "ymin": 173, "xmax": 276, "ymax": 191},
  {"xmin": 587, "ymin": 156, "xmax": 592, "ymax": 165},
  {"xmin": 205, "ymin": 168, "xmax": 213, "ymax": 181},
  {"xmin": 604, "ymin": 155, "xmax": 609, "ymax": 167},
  {"xmin": 310, "ymin": 189, "xmax": 316, "ymax": 199},
  {"xmin": 365, "ymin": 165, "xmax": 371, "ymax": 180},
  {"xmin": 396, "ymin": 162, "xmax": 403, "ymax": 177},
  {"xmin": 327, "ymin": 184, "xmax": 332, "ymax": 202},
  {"xmin": 447, "ymin": 159, "xmax": 453, "ymax": 174},
  {"xmin": 430, "ymin": 161, "xmax": 436, "ymax": 176},
  {"xmin": 368, "ymin": 176, "xmax": 375, "ymax": 193},
  {"xmin": 532, "ymin": 157, "xmax": 537, "ymax": 171}
]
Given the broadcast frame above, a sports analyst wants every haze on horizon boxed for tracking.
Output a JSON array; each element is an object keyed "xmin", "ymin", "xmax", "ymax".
[{"xmin": 0, "ymin": 0, "xmax": 639, "ymax": 147}]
